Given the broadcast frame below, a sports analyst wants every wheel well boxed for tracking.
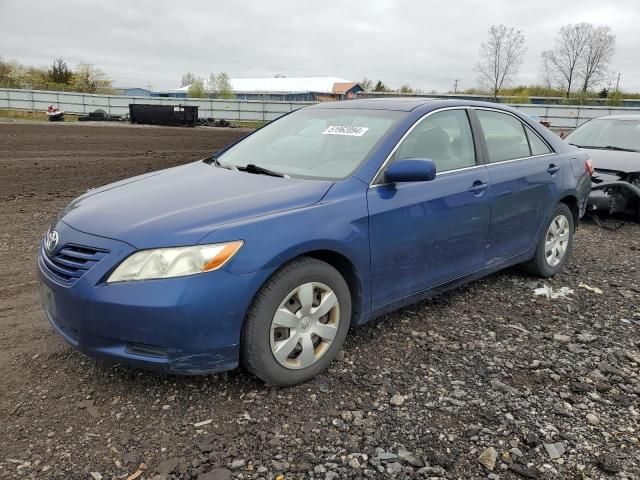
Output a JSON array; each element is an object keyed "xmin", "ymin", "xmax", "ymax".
[
  {"xmin": 559, "ymin": 195, "xmax": 579, "ymax": 226},
  {"xmin": 299, "ymin": 250, "xmax": 362, "ymax": 326}
]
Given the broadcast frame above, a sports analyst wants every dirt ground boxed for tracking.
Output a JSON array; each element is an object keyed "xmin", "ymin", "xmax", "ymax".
[{"xmin": 0, "ymin": 122, "xmax": 638, "ymax": 480}]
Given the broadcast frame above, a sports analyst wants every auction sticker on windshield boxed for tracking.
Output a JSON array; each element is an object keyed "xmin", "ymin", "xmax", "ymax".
[{"xmin": 322, "ymin": 126, "xmax": 369, "ymax": 136}]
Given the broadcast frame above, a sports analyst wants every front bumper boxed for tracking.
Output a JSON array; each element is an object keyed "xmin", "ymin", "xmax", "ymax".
[
  {"xmin": 588, "ymin": 172, "xmax": 640, "ymax": 216},
  {"xmin": 37, "ymin": 222, "xmax": 273, "ymax": 375}
]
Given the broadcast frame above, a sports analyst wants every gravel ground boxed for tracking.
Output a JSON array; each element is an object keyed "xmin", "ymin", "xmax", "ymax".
[{"xmin": 0, "ymin": 123, "xmax": 638, "ymax": 480}]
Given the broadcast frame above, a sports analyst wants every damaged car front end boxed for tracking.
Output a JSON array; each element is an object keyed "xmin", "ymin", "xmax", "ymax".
[
  {"xmin": 590, "ymin": 167, "xmax": 640, "ymax": 220},
  {"xmin": 564, "ymin": 115, "xmax": 640, "ymax": 221}
]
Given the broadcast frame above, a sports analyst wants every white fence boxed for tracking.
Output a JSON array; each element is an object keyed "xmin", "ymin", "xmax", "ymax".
[
  {"xmin": 2, "ymin": 88, "xmax": 640, "ymax": 128},
  {"xmin": 508, "ymin": 104, "xmax": 640, "ymax": 130},
  {"xmin": 0, "ymin": 88, "xmax": 314, "ymax": 122}
]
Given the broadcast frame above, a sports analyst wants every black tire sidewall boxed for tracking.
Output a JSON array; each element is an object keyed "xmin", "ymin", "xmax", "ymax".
[{"xmin": 242, "ymin": 259, "xmax": 351, "ymax": 386}]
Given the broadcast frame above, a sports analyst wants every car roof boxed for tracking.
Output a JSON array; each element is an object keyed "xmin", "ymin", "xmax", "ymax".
[
  {"xmin": 308, "ymin": 97, "xmax": 436, "ymax": 111},
  {"xmin": 307, "ymin": 97, "xmax": 517, "ymax": 112},
  {"xmin": 587, "ymin": 114, "xmax": 640, "ymax": 121}
]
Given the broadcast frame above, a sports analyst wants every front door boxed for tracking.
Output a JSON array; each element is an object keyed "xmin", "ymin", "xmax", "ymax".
[{"xmin": 367, "ymin": 108, "xmax": 492, "ymax": 308}]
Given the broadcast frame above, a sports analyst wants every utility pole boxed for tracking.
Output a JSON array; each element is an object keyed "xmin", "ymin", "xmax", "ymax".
[
  {"xmin": 453, "ymin": 79, "xmax": 459, "ymax": 94},
  {"xmin": 614, "ymin": 73, "xmax": 621, "ymax": 94}
]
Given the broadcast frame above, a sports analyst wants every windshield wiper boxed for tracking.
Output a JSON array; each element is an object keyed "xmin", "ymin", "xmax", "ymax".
[
  {"xmin": 237, "ymin": 163, "xmax": 286, "ymax": 178},
  {"xmin": 601, "ymin": 145, "xmax": 637, "ymax": 152},
  {"xmin": 207, "ymin": 157, "xmax": 285, "ymax": 177},
  {"xmin": 207, "ymin": 156, "xmax": 238, "ymax": 171},
  {"xmin": 569, "ymin": 144, "xmax": 637, "ymax": 152},
  {"xmin": 209, "ymin": 156, "xmax": 222, "ymax": 166}
]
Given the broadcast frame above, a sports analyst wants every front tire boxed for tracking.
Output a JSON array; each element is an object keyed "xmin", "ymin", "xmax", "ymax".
[
  {"xmin": 241, "ymin": 257, "xmax": 351, "ymax": 386},
  {"xmin": 523, "ymin": 203, "xmax": 575, "ymax": 277}
]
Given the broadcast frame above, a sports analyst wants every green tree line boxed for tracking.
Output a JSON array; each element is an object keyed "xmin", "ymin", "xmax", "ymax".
[{"xmin": 0, "ymin": 57, "xmax": 114, "ymax": 94}]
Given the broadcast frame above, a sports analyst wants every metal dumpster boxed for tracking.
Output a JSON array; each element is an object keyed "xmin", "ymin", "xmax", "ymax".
[{"xmin": 129, "ymin": 104, "xmax": 198, "ymax": 127}]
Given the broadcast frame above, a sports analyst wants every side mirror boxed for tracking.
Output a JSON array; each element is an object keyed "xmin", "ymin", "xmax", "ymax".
[{"xmin": 384, "ymin": 158, "xmax": 437, "ymax": 183}]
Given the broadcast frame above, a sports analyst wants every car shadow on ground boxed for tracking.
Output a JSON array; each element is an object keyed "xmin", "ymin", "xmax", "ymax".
[{"xmin": 74, "ymin": 263, "xmax": 536, "ymax": 394}]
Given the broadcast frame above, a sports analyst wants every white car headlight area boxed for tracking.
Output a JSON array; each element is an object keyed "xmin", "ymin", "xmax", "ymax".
[{"xmin": 107, "ymin": 241, "xmax": 243, "ymax": 283}]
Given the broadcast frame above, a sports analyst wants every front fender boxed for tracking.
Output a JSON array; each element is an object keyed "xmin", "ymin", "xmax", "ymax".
[{"xmin": 198, "ymin": 178, "xmax": 372, "ymax": 314}]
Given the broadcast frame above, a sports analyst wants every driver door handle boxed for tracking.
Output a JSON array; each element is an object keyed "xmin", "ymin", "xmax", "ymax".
[
  {"xmin": 468, "ymin": 181, "xmax": 489, "ymax": 194},
  {"xmin": 547, "ymin": 164, "xmax": 560, "ymax": 175}
]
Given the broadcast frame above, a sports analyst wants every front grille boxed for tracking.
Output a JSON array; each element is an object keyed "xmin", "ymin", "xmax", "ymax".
[{"xmin": 40, "ymin": 243, "xmax": 109, "ymax": 285}]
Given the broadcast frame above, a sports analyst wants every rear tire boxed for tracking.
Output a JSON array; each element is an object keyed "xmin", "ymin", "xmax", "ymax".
[
  {"xmin": 523, "ymin": 203, "xmax": 575, "ymax": 277},
  {"xmin": 241, "ymin": 257, "xmax": 351, "ymax": 386}
]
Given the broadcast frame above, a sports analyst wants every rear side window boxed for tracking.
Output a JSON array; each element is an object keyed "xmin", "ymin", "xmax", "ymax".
[
  {"xmin": 393, "ymin": 109, "xmax": 476, "ymax": 173},
  {"xmin": 525, "ymin": 127, "xmax": 552, "ymax": 156},
  {"xmin": 476, "ymin": 110, "xmax": 530, "ymax": 163}
]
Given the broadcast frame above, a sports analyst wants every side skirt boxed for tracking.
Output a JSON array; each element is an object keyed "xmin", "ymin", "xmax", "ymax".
[{"xmin": 356, "ymin": 250, "xmax": 534, "ymax": 326}]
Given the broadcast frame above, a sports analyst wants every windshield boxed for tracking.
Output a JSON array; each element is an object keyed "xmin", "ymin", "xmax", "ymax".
[
  {"xmin": 565, "ymin": 118, "xmax": 640, "ymax": 152},
  {"xmin": 217, "ymin": 108, "xmax": 403, "ymax": 179}
]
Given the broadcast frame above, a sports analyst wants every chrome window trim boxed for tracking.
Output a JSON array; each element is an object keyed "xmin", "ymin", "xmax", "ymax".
[
  {"xmin": 369, "ymin": 105, "xmax": 559, "ymax": 188},
  {"xmin": 434, "ymin": 163, "xmax": 486, "ymax": 176},
  {"xmin": 370, "ymin": 106, "xmax": 470, "ymax": 186},
  {"xmin": 483, "ymin": 152, "xmax": 557, "ymax": 167}
]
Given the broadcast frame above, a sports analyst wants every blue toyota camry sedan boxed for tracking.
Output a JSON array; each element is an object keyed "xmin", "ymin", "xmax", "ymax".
[{"xmin": 38, "ymin": 99, "xmax": 591, "ymax": 385}]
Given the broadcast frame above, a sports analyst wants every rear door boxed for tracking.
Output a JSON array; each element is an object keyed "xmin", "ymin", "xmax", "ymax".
[
  {"xmin": 472, "ymin": 108, "xmax": 561, "ymax": 263},
  {"xmin": 367, "ymin": 108, "xmax": 491, "ymax": 307}
]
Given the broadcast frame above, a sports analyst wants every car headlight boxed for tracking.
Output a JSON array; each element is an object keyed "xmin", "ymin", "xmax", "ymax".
[{"xmin": 107, "ymin": 241, "xmax": 243, "ymax": 283}]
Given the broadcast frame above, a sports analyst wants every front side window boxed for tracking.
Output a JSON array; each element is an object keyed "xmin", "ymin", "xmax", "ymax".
[
  {"xmin": 391, "ymin": 109, "xmax": 476, "ymax": 173},
  {"xmin": 217, "ymin": 108, "xmax": 402, "ymax": 180},
  {"xmin": 476, "ymin": 110, "xmax": 531, "ymax": 162}
]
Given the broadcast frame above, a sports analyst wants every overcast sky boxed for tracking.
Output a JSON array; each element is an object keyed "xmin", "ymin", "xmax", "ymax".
[{"xmin": 2, "ymin": 0, "xmax": 639, "ymax": 92}]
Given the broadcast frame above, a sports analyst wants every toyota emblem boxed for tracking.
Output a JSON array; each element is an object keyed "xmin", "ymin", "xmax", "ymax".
[{"xmin": 44, "ymin": 230, "xmax": 59, "ymax": 253}]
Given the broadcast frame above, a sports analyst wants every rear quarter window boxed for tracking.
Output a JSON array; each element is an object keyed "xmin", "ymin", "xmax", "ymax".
[{"xmin": 525, "ymin": 126, "xmax": 553, "ymax": 156}]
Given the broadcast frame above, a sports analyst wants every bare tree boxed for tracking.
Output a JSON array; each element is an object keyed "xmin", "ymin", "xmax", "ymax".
[
  {"xmin": 539, "ymin": 53, "xmax": 555, "ymax": 95},
  {"xmin": 579, "ymin": 25, "xmax": 616, "ymax": 93},
  {"xmin": 541, "ymin": 23, "xmax": 588, "ymax": 97},
  {"xmin": 360, "ymin": 78, "xmax": 373, "ymax": 91},
  {"xmin": 476, "ymin": 25, "xmax": 526, "ymax": 98},
  {"xmin": 181, "ymin": 72, "xmax": 196, "ymax": 87},
  {"xmin": 207, "ymin": 73, "xmax": 218, "ymax": 92}
]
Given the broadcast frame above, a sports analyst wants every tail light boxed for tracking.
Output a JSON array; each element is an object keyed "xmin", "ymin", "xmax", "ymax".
[{"xmin": 585, "ymin": 159, "xmax": 594, "ymax": 176}]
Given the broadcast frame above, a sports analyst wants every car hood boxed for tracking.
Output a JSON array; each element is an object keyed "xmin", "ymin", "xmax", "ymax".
[
  {"xmin": 585, "ymin": 148, "xmax": 640, "ymax": 173},
  {"xmin": 61, "ymin": 161, "xmax": 333, "ymax": 248}
]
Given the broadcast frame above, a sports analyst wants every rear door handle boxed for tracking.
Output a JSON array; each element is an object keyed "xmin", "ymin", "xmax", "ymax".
[
  {"xmin": 468, "ymin": 181, "xmax": 489, "ymax": 194},
  {"xmin": 547, "ymin": 164, "xmax": 560, "ymax": 175}
]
